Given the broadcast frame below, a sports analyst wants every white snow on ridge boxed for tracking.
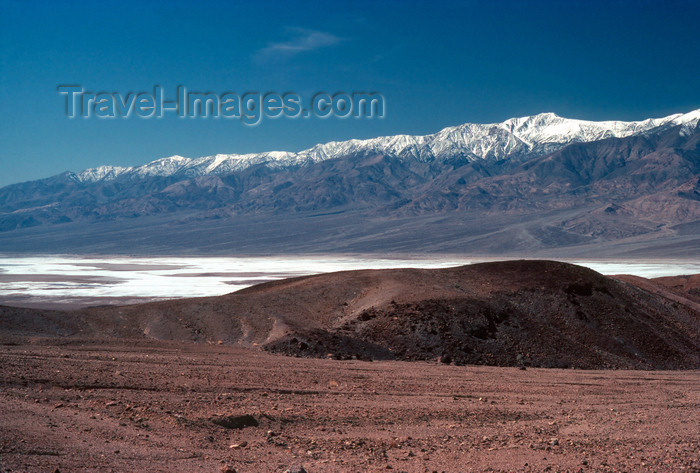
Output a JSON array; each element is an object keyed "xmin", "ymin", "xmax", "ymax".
[
  {"xmin": 73, "ymin": 165, "xmax": 132, "ymax": 182},
  {"xmin": 71, "ymin": 109, "xmax": 700, "ymax": 183}
]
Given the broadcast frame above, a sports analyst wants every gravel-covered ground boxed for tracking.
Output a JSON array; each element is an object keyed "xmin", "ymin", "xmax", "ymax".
[{"xmin": 1, "ymin": 340, "xmax": 698, "ymax": 473}]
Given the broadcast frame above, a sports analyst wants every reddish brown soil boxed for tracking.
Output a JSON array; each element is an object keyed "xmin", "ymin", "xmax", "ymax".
[
  {"xmin": 1, "ymin": 340, "xmax": 699, "ymax": 473},
  {"xmin": 652, "ymin": 274, "xmax": 700, "ymax": 305}
]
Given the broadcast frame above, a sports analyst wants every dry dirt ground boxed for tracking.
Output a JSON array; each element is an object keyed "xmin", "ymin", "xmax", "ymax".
[{"xmin": 1, "ymin": 340, "xmax": 698, "ymax": 473}]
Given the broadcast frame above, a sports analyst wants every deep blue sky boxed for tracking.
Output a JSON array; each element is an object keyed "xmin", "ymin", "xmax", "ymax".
[{"xmin": 1, "ymin": 0, "xmax": 699, "ymax": 187}]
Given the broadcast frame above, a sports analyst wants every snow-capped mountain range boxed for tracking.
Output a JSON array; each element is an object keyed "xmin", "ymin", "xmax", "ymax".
[
  {"xmin": 2, "ymin": 108, "xmax": 699, "ymax": 256},
  {"xmin": 72, "ymin": 110, "xmax": 700, "ymax": 183}
]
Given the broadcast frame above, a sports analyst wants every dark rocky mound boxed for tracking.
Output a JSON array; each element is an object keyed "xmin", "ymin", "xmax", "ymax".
[
  {"xmin": 264, "ymin": 261, "xmax": 700, "ymax": 369},
  {"xmin": 1, "ymin": 260, "xmax": 698, "ymax": 369}
]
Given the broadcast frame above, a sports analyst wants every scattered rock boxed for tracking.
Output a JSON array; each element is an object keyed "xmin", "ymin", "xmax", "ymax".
[
  {"xmin": 283, "ymin": 466, "xmax": 307, "ymax": 473},
  {"xmin": 229, "ymin": 441, "xmax": 247, "ymax": 449},
  {"xmin": 219, "ymin": 466, "xmax": 237, "ymax": 473},
  {"xmin": 211, "ymin": 414, "xmax": 258, "ymax": 430}
]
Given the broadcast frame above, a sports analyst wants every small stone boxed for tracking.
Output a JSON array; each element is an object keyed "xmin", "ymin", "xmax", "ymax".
[
  {"xmin": 219, "ymin": 466, "xmax": 237, "ymax": 473},
  {"xmin": 229, "ymin": 441, "xmax": 248, "ymax": 449},
  {"xmin": 283, "ymin": 467, "xmax": 307, "ymax": 473}
]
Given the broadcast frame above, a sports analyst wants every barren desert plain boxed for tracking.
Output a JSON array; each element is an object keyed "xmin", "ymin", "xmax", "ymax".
[{"xmin": 0, "ymin": 341, "xmax": 698, "ymax": 473}]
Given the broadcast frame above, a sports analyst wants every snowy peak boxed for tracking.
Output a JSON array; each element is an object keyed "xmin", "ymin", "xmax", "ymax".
[
  {"xmin": 70, "ymin": 109, "xmax": 700, "ymax": 183},
  {"xmin": 72, "ymin": 165, "xmax": 132, "ymax": 182},
  {"xmin": 134, "ymin": 156, "xmax": 191, "ymax": 177}
]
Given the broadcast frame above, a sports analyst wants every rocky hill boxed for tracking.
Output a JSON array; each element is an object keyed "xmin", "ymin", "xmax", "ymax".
[{"xmin": 1, "ymin": 260, "xmax": 698, "ymax": 369}]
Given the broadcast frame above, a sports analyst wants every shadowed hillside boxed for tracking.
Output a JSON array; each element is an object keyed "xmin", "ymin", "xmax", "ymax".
[{"xmin": 1, "ymin": 260, "xmax": 698, "ymax": 369}]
